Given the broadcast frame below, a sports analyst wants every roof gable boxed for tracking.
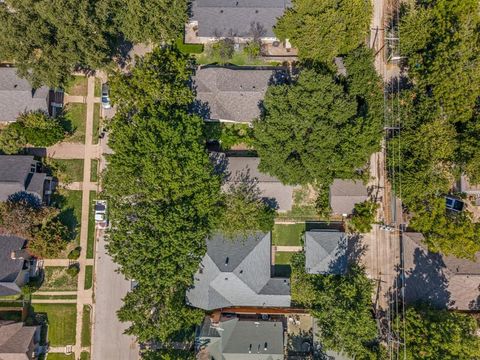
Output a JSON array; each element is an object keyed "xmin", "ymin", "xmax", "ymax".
[{"xmin": 305, "ymin": 231, "xmax": 347, "ymax": 274}]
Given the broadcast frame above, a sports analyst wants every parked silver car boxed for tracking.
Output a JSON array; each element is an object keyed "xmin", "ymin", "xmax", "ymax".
[{"xmin": 101, "ymin": 83, "xmax": 111, "ymax": 109}]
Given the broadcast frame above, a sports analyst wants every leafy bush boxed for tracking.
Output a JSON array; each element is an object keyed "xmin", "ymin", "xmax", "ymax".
[
  {"xmin": 68, "ymin": 247, "xmax": 81, "ymax": 260},
  {"xmin": 204, "ymin": 122, "xmax": 254, "ymax": 150},
  {"xmin": 66, "ymin": 264, "xmax": 80, "ymax": 277},
  {"xmin": 349, "ymin": 200, "xmax": 378, "ymax": 233},
  {"xmin": 243, "ymin": 41, "xmax": 261, "ymax": 60},
  {"xmin": 209, "ymin": 39, "xmax": 235, "ymax": 64}
]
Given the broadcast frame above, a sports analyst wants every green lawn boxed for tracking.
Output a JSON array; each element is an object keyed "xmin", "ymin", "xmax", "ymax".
[
  {"xmin": 80, "ymin": 352, "xmax": 90, "ymax": 360},
  {"xmin": 90, "ymin": 159, "xmax": 98, "ymax": 182},
  {"xmin": 63, "ymin": 103, "xmax": 87, "ymax": 143},
  {"xmin": 40, "ymin": 267, "xmax": 78, "ymax": 291},
  {"xmin": 52, "ymin": 190, "xmax": 83, "ymax": 245},
  {"xmin": 65, "ymin": 75, "xmax": 87, "ymax": 96},
  {"xmin": 272, "ymin": 224, "xmax": 305, "ymax": 246},
  {"xmin": 84, "ymin": 265, "xmax": 93, "ymax": 290},
  {"xmin": 274, "ymin": 252, "xmax": 295, "ymax": 277},
  {"xmin": 176, "ymin": 37, "xmax": 204, "ymax": 54},
  {"xmin": 46, "ymin": 354, "xmax": 75, "ymax": 360},
  {"xmin": 94, "ymin": 77, "xmax": 102, "ymax": 97},
  {"xmin": 87, "ymin": 191, "xmax": 97, "ymax": 259},
  {"xmin": 31, "ymin": 295, "xmax": 77, "ymax": 300},
  {"xmin": 92, "ymin": 103, "xmax": 100, "ymax": 145},
  {"xmin": 32, "ymin": 303, "xmax": 77, "ymax": 346},
  {"xmin": 81, "ymin": 305, "xmax": 91, "ymax": 347},
  {"xmin": 49, "ymin": 159, "xmax": 84, "ymax": 183}
]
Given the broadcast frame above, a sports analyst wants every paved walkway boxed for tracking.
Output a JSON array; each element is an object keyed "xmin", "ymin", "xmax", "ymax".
[
  {"xmin": 42, "ymin": 259, "xmax": 94, "ymax": 266},
  {"xmin": 31, "ymin": 299, "xmax": 77, "ymax": 304},
  {"xmin": 274, "ymin": 246, "xmax": 303, "ymax": 252},
  {"xmin": 34, "ymin": 291, "xmax": 77, "ymax": 296}
]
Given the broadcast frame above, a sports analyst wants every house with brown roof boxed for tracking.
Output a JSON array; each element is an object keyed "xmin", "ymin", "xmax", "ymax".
[
  {"xmin": 329, "ymin": 179, "xmax": 369, "ymax": 216},
  {"xmin": 403, "ymin": 232, "xmax": 480, "ymax": 310},
  {"xmin": 0, "ymin": 321, "xmax": 40, "ymax": 359}
]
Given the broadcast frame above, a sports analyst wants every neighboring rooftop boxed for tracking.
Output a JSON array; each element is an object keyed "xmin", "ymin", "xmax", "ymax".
[
  {"xmin": 0, "ymin": 321, "xmax": 38, "ymax": 360},
  {"xmin": 0, "ymin": 235, "xmax": 29, "ymax": 297},
  {"xmin": 329, "ymin": 179, "xmax": 368, "ymax": 215},
  {"xmin": 186, "ymin": 232, "xmax": 291, "ymax": 310},
  {"xmin": 403, "ymin": 232, "xmax": 480, "ymax": 310},
  {"xmin": 223, "ymin": 156, "xmax": 294, "ymax": 212},
  {"xmin": 305, "ymin": 230, "xmax": 347, "ymax": 275},
  {"xmin": 194, "ymin": 67, "xmax": 286, "ymax": 123},
  {"xmin": 190, "ymin": 0, "xmax": 291, "ymax": 39},
  {"xmin": 0, "ymin": 68, "xmax": 49, "ymax": 122},
  {"xmin": 197, "ymin": 316, "xmax": 284, "ymax": 360}
]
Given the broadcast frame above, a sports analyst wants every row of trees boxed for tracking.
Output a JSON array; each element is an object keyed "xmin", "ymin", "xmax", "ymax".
[
  {"xmin": 388, "ymin": 0, "xmax": 480, "ymax": 258},
  {"xmin": 104, "ymin": 47, "xmax": 275, "ymax": 348},
  {"xmin": 0, "ymin": 0, "xmax": 189, "ymax": 87}
]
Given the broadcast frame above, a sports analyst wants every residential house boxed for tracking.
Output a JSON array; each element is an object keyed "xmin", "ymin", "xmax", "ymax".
[
  {"xmin": 186, "ymin": 232, "xmax": 291, "ymax": 310},
  {"xmin": 304, "ymin": 230, "xmax": 347, "ymax": 275},
  {"xmin": 186, "ymin": 0, "xmax": 291, "ymax": 45},
  {"xmin": 223, "ymin": 156, "xmax": 294, "ymax": 212},
  {"xmin": 403, "ymin": 232, "xmax": 480, "ymax": 310},
  {"xmin": 0, "ymin": 321, "xmax": 40, "ymax": 359},
  {"xmin": 0, "ymin": 68, "xmax": 62, "ymax": 123},
  {"xmin": 329, "ymin": 179, "xmax": 368, "ymax": 216},
  {"xmin": 0, "ymin": 235, "xmax": 32, "ymax": 298},
  {"xmin": 459, "ymin": 175, "xmax": 480, "ymax": 206},
  {"xmin": 194, "ymin": 67, "xmax": 287, "ymax": 123},
  {"xmin": 0, "ymin": 155, "xmax": 53, "ymax": 204},
  {"xmin": 196, "ymin": 315, "xmax": 284, "ymax": 360}
]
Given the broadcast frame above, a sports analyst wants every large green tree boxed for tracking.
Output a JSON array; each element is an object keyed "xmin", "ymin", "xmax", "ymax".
[
  {"xmin": 400, "ymin": 0, "xmax": 480, "ymax": 123},
  {"xmin": 274, "ymin": 0, "xmax": 372, "ymax": 63},
  {"xmin": 291, "ymin": 253, "xmax": 379, "ymax": 359},
  {"xmin": 0, "ymin": 0, "xmax": 117, "ymax": 87},
  {"xmin": 399, "ymin": 305, "xmax": 480, "ymax": 360},
  {"xmin": 253, "ymin": 65, "xmax": 381, "ymax": 187}
]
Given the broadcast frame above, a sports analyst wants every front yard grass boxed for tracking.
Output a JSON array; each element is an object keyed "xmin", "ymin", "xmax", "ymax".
[
  {"xmin": 32, "ymin": 303, "xmax": 77, "ymax": 346},
  {"xmin": 63, "ymin": 103, "xmax": 87, "ymax": 143},
  {"xmin": 65, "ymin": 75, "xmax": 87, "ymax": 96},
  {"xmin": 87, "ymin": 191, "xmax": 97, "ymax": 259},
  {"xmin": 81, "ymin": 305, "xmax": 91, "ymax": 347},
  {"xmin": 90, "ymin": 159, "xmax": 98, "ymax": 182},
  {"xmin": 40, "ymin": 267, "xmax": 78, "ymax": 292},
  {"xmin": 80, "ymin": 352, "xmax": 90, "ymax": 360},
  {"xmin": 92, "ymin": 103, "xmax": 100, "ymax": 145},
  {"xmin": 272, "ymin": 224, "xmax": 305, "ymax": 246},
  {"xmin": 48, "ymin": 159, "xmax": 84, "ymax": 183},
  {"xmin": 84, "ymin": 265, "xmax": 93, "ymax": 290},
  {"xmin": 46, "ymin": 354, "xmax": 75, "ymax": 360},
  {"xmin": 51, "ymin": 189, "xmax": 83, "ymax": 246}
]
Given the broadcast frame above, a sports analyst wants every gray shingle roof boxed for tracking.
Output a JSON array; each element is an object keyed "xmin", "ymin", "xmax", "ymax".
[
  {"xmin": 186, "ymin": 232, "xmax": 291, "ymax": 310},
  {"xmin": 0, "ymin": 235, "xmax": 28, "ymax": 297},
  {"xmin": 224, "ymin": 156, "xmax": 294, "ymax": 211},
  {"xmin": 0, "ymin": 321, "xmax": 37, "ymax": 358},
  {"xmin": 329, "ymin": 179, "xmax": 368, "ymax": 215},
  {"xmin": 194, "ymin": 67, "xmax": 283, "ymax": 123},
  {"xmin": 305, "ymin": 231, "xmax": 347, "ymax": 275},
  {"xmin": 0, "ymin": 68, "xmax": 49, "ymax": 122},
  {"xmin": 0, "ymin": 155, "xmax": 45, "ymax": 202},
  {"xmin": 198, "ymin": 317, "xmax": 284, "ymax": 359},
  {"xmin": 191, "ymin": 0, "xmax": 291, "ymax": 38}
]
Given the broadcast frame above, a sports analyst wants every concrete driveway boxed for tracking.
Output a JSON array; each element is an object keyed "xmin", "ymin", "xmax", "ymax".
[{"xmin": 92, "ymin": 231, "xmax": 140, "ymax": 360}]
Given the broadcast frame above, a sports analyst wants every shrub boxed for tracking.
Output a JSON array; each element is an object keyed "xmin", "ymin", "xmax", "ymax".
[
  {"xmin": 68, "ymin": 247, "xmax": 81, "ymax": 260},
  {"xmin": 349, "ymin": 201, "xmax": 378, "ymax": 233},
  {"xmin": 210, "ymin": 39, "xmax": 235, "ymax": 63},
  {"xmin": 66, "ymin": 264, "xmax": 80, "ymax": 277}
]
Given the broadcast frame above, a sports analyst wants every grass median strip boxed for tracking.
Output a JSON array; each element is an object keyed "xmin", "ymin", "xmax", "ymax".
[
  {"xmin": 90, "ymin": 159, "xmax": 98, "ymax": 182},
  {"xmin": 92, "ymin": 103, "xmax": 100, "ymax": 145},
  {"xmin": 87, "ymin": 190, "xmax": 97, "ymax": 259},
  {"xmin": 84, "ymin": 265, "xmax": 93, "ymax": 290},
  {"xmin": 45, "ymin": 353, "xmax": 75, "ymax": 360},
  {"xmin": 81, "ymin": 305, "xmax": 92, "ymax": 347},
  {"xmin": 80, "ymin": 352, "xmax": 90, "ymax": 360}
]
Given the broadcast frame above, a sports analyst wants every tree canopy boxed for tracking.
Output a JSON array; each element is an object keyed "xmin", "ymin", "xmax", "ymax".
[
  {"xmin": 274, "ymin": 0, "xmax": 372, "ymax": 63},
  {"xmin": 290, "ymin": 253, "xmax": 379, "ymax": 359},
  {"xmin": 399, "ymin": 305, "xmax": 480, "ymax": 360},
  {"xmin": 349, "ymin": 200, "xmax": 378, "ymax": 234},
  {"xmin": 253, "ymin": 57, "xmax": 382, "ymax": 188}
]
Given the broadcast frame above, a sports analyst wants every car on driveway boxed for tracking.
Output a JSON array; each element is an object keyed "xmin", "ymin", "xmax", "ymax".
[
  {"xmin": 101, "ymin": 83, "xmax": 111, "ymax": 109},
  {"xmin": 95, "ymin": 199, "xmax": 108, "ymax": 229}
]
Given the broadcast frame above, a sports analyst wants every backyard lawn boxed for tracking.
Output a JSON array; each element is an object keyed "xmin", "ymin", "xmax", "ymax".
[
  {"xmin": 176, "ymin": 37, "xmax": 204, "ymax": 54},
  {"xmin": 87, "ymin": 191, "xmax": 96, "ymax": 259},
  {"xmin": 90, "ymin": 159, "xmax": 98, "ymax": 182},
  {"xmin": 81, "ymin": 305, "xmax": 91, "ymax": 347},
  {"xmin": 52, "ymin": 189, "xmax": 83, "ymax": 245},
  {"xmin": 32, "ymin": 303, "xmax": 77, "ymax": 346},
  {"xmin": 46, "ymin": 354, "xmax": 75, "ymax": 360},
  {"xmin": 84, "ymin": 265, "xmax": 93, "ymax": 290},
  {"xmin": 63, "ymin": 103, "xmax": 87, "ymax": 143},
  {"xmin": 40, "ymin": 267, "xmax": 78, "ymax": 291},
  {"xmin": 65, "ymin": 75, "xmax": 87, "ymax": 96},
  {"xmin": 92, "ymin": 103, "xmax": 100, "ymax": 145},
  {"xmin": 274, "ymin": 252, "xmax": 295, "ymax": 278},
  {"xmin": 48, "ymin": 159, "xmax": 84, "ymax": 183},
  {"xmin": 272, "ymin": 224, "xmax": 305, "ymax": 246}
]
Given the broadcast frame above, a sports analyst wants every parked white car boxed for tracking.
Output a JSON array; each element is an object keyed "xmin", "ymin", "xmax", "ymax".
[{"xmin": 94, "ymin": 200, "xmax": 108, "ymax": 229}]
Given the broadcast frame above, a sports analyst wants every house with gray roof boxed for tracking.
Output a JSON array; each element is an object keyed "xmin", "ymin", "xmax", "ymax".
[
  {"xmin": 194, "ymin": 67, "xmax": 287, "ymax": 123},
  {"xmin": 403, "ymin": 232, "xmax": 480, "ymax": 310},
  {"xmin": 0, "ymin": 235, "xmax": 32, "ymax": 298},
  {"xmin": 186, "ymin": 0, "xmax": 291, "ymax": 44},
  {"xmin": 305, "ymin": 230, "xmax": 347, "ymax": 275},
  {"xmin": 223, "ymin": 156, "xmax": 294, "ymax": 212},
  {"xmin": 0, "ymin": 321, "xmax": 40, "ymax": 359},
  {"xmin": 0, "ymin": 155, "xmax": 53, "ymax": 204},
  {"xmin": 0, "ymin": 68, "xmax": 52, "ymax": 123},
  {"xmin": 196, "ymin": 316, "xmax": 284, "ymax": 359},
  {"xmin": 329, "ymin": 179, "xmax": 369, "ymax": 216},
  {"xmin": 186, "ymin": 232, "xmax": 291, "ymax": 310}
]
